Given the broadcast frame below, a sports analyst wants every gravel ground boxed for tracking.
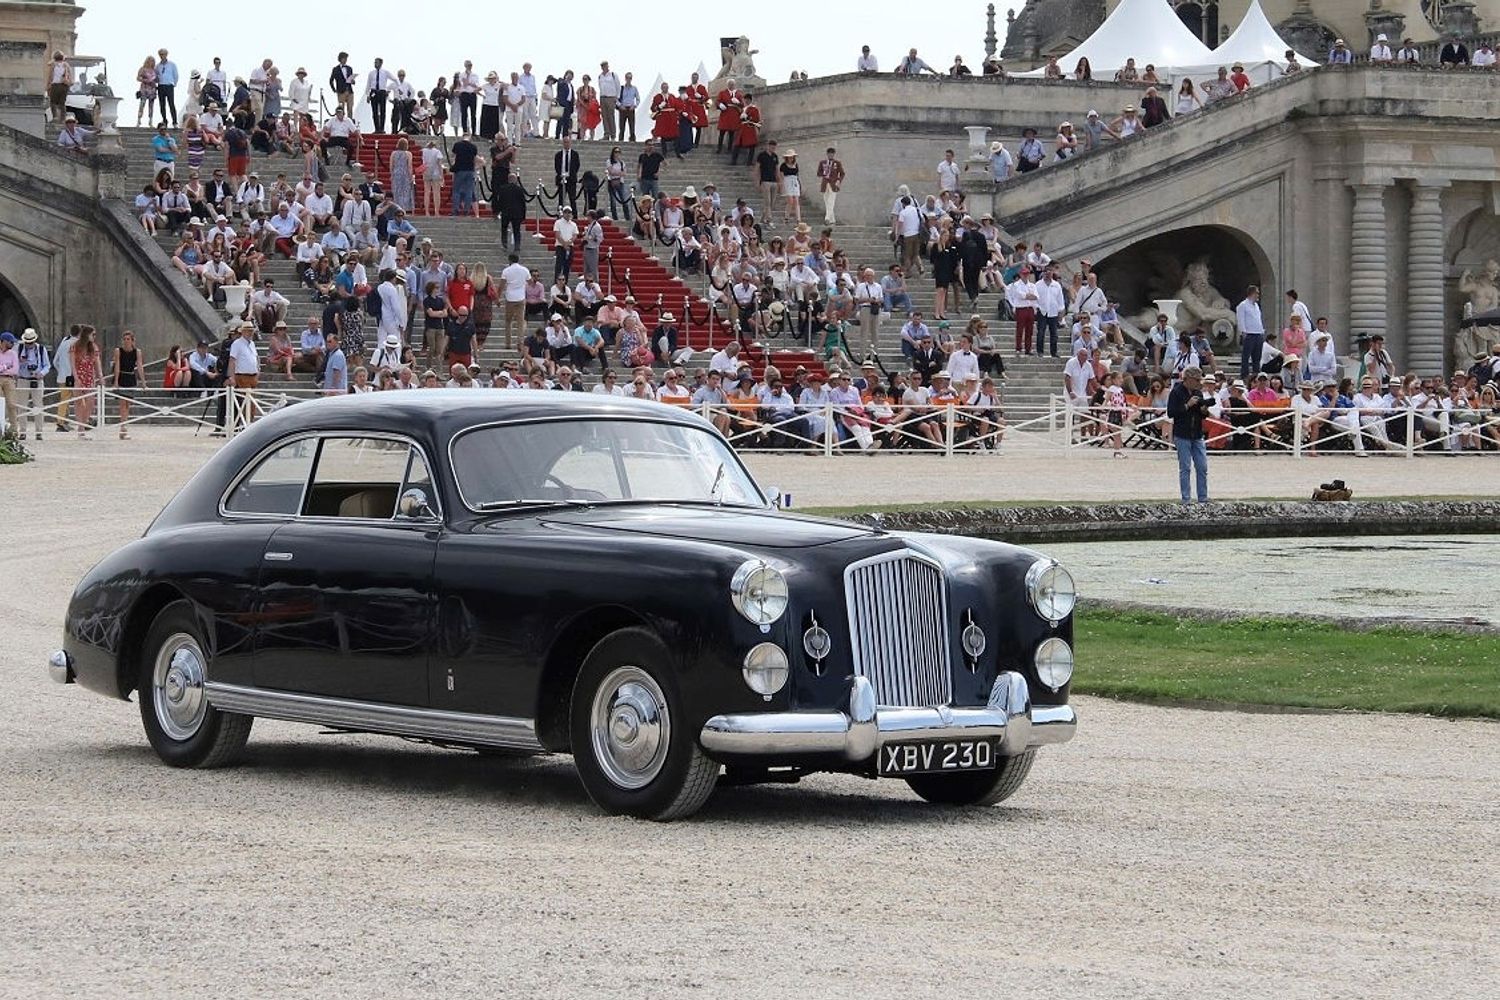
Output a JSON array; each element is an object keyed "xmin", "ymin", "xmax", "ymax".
[{"xmin": 3, "ymin": 435, "xmax": 1498, "ymax": 999}]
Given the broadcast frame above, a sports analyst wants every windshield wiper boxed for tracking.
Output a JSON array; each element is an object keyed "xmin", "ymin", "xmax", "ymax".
[
  {"xmin": 709, "ymin": 463, "xmax": 726, "ymax": 507},
  {"xmin": 472, "ymin": 498, "xmax": 594, "ymax": 511}
]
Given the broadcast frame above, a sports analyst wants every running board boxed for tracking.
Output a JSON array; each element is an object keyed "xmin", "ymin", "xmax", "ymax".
[{"xmin": 204, "ymin": 682, "xmax": 544, "ymax": 751}]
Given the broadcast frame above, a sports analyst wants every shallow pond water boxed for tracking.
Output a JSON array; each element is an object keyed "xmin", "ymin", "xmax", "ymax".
[{"xmin": 1042, "ymin": 534, "xmax": 1500, "ymax": 628}]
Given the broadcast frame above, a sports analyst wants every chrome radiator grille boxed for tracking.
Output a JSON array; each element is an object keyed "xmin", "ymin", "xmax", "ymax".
[{"xmin": 844, "ymin": 552, "xmax": 953, "ymax": 708}]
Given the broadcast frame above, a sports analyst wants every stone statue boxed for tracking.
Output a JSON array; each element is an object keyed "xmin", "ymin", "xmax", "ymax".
[
  {"xmin": 1455, "ymin": 259, "xmax": 1500, "ymax": 361},
  {"xmin": 1133, "ymin": 259, "xmax": 1237, "ymax": 342},
  {"xmin": 709, "ymin": 36, "xmax": 765, "ymax": 91}
]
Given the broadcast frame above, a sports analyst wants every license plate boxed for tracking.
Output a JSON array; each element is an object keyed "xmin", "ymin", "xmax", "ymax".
[{"xmin": 877, "ymin": 739, "xmax": 996, "ymax": 776}]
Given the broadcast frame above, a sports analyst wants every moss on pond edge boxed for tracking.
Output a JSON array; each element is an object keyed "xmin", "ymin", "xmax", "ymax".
[
  {"xmin": 797, "ymin": 498, "xmax": 1500, "ymax": 544},
  {"xmin": 1075, "ymin": 609, "xmax": 1500, "ymax": 719}
]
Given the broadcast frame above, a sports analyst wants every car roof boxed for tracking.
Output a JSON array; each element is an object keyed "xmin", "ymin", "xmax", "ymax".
[{"xmin": 259, "ymin": 389, "xmax": 708, "ymax": 437}]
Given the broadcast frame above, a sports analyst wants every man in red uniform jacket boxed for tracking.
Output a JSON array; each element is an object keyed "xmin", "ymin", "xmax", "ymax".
[
  {"xmin": 716, "ymin": 79, "xmax": 743, "ymax": 153},
  {"xmin": 651, "ymin": 84, "xmax": 680, "ymax": 143},
  {"xmin": 731, "ymin": 95, "xmax": 760, "ymax": 165},
  {"xmin": 688, "ymin": 72, "xmax": 710, "ymax": 143}
]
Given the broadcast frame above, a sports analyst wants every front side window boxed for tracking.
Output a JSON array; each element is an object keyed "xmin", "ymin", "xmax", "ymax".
[
  {"xmin": 451, "ymin": 419, "xmax": 763, "ymax": 509},
  {"xmin": 304, "ymin": 436, "xmax": 427, "ymax": 519}
]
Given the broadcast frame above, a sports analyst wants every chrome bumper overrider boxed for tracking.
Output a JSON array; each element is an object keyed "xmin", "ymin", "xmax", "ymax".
[
  {"xmin": 700, "ymin": 671, "xmax": 1076, "ymax": 762},
  {"xmin": 48, "ymin": 650, "xmax": 73, "ymax": 685}
]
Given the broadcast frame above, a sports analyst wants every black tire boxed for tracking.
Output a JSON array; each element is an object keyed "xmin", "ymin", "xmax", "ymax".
[
  {"xmin": 137, "ymin": 600, "xmax": 253, "ymax": 768},
  {"xmin": 569, "ymin": 628, "xmax": 719, "ymax": 820},
  {"xmin": 905, "ymin": 750, "xmax": 1035, "ymax": 806}
]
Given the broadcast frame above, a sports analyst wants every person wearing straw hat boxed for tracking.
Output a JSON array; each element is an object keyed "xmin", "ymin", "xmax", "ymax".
[
  {"xmin": 988, "ymin": 140, "xmax": 1014, "ymax": 181},
  {"xmin": 14, "ymin": 329, "xmax": 50, "ymax": 441}
]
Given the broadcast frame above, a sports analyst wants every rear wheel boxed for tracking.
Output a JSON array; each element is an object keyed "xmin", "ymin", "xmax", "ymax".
[
  {"xmin": 905, "ymin": 750, "xmax": 1035, "ymax": 806},
  {"xmin": 137, "ymin": 600, "xmax": 253, "ymax": 768},
  {"xmin": 569, "ymin": 628, "xmax": 719, "ymax": 820}
]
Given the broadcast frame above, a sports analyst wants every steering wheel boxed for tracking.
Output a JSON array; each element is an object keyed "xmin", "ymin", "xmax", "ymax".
[{"xmin": 543, "ymin": 473, "xmax": 574, "ymax": 497}]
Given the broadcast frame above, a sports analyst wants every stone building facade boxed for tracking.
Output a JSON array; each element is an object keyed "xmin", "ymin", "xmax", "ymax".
[
  {"xmin": 757, "ymin": 66, "xmax": 1500, "ymax": 373},
  {"xmin": 1003, "ymin": 0, "xmax": 1500, "ymax": 69}
]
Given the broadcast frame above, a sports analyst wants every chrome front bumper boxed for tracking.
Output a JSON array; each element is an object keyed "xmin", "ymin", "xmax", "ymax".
[
  {"xmin": 48, "ymin": 649, "xmax": 73, "ymax": 685},
  {"xmin": 700, "ymin": 671, "xmax": 1076, "ymax": 763}
]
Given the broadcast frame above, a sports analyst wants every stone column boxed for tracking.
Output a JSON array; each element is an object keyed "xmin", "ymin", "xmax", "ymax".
[
  {"xmin": 1348, "ymin": 183, "xmax": 1389, "ymax": 348},
  {"xmin": 1407, "ymin": 181, "xmax": 1448, "ymax": 375}
]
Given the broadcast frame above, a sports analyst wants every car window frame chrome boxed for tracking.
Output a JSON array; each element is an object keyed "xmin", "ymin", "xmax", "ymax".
[
  {"xmin": 446, "ymin": 413, "xmax": 769, "ymax": 516},
  {"xmin": 219, "ymin": 430, "xmax": 444, "ymax": 526}
]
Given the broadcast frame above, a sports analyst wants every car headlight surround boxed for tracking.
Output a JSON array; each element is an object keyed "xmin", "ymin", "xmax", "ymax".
[
  {"xmin": 742, "ymin": 642, "xmax": 790, "ymax": 696},
  {"xmin": 730, "ymin": 560, "xmax": 789, "ymax": 626},
  {"xmin": 1035, "ymin": 637, "xmax": 1074, "ymax": 690},
  {"xmin": 1026, "ymin": 558, "xmax": 1077, "ymax": 624}
]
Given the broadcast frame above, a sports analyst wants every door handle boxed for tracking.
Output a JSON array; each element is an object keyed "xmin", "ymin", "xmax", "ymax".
[{"xmin": 264, "ymin": 551, "xmax": 294, "ymax": 562}]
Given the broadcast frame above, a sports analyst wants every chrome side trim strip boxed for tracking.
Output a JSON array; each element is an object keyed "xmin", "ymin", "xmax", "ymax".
[{"xmin": 204, "ymin": 682, "xmax": 543, "ymax": 750}]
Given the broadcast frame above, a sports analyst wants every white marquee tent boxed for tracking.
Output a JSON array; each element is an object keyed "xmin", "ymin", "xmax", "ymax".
[
  {"xmin": 1017, "ymin": 0, "xmax": 1215, "ymax": 78},
  {"xmin": 1174, "ymin": 0, "xmax": 1319, "ymax": 84}
]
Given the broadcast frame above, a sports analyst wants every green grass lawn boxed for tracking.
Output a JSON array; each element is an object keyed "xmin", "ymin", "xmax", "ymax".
[{"xmin": 1074, "ymin": 610, "xmax": 1500, "ymax": 719}]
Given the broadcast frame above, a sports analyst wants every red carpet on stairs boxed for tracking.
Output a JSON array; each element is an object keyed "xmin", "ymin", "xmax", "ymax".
[{"xmin": 358, "ymin": 134, "xmax": 822, "ymax": 376}]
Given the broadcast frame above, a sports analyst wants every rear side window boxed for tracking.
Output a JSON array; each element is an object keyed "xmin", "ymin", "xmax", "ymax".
[{"xmin": 224, "ymin": 438, "xmax": 317, "ymax": 515}]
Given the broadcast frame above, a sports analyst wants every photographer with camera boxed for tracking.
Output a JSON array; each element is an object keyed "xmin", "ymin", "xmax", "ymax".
[{"xmin": 1168, "ymin": 365, "xmax": 1210, "ymax": 505}]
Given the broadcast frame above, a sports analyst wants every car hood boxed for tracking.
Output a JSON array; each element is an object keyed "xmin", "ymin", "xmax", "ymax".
[{"xmin": 537, "ymin": 505, "xmax": 881, "ymax": 549}]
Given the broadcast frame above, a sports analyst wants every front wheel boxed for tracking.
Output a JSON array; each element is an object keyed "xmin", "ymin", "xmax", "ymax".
[
  {"xmin": 569, "ymin": 628, "xmax": 719, "ymax": 820},
  {"xmin": 905, "ymin": 750, "xmax": 1035, "ymax": 806},
  {"xmin": 137, "ymin": 600, "xmax": 253, "ymax": 768}
]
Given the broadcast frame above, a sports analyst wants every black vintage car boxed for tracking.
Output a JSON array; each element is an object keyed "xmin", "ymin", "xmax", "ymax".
[{"xmin": 50, "ymin": 391, "xmax": 1077, "ymax": 819}]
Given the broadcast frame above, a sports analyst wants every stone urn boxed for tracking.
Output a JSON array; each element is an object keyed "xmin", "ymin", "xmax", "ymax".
[
  {"xmin": 221, "ymin": 281, "xmax": 251, "ymax": 319},
  {"xmin": 965, "ymin": 125, "xmax": 991, "ymax": 162},
  {"xmin": 94, "ymin": 94, "xmax": 121, "ymax": 135}
]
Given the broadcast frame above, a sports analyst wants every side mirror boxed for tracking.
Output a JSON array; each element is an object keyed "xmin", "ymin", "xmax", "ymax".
[
  {"xmin": 397, "ymin": 487, "xmax": 435, "ymax": 520},
  {"xmin": 764, "ymin": 486, "xmax": 786, "ymax": 510}
]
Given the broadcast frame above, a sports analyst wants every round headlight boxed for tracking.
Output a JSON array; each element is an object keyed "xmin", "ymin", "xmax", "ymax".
[
  {"xmin": 1026, "ymin": 559, "xmax": 1077, "ymax": 624},
  {"xmin": 731, "ymin": 560, "xmax": 789, "ymax": 626},
  {"xmin": 961, "ymin": 622, "xmax": 987, "ymax": 659},
  {"xmin": 742, "ymin": 642, "xmax": 790, "ymax": 696},
  {"xmin": 1035, "ymin": 638, "xmax": 1074, "ymax": 690}
]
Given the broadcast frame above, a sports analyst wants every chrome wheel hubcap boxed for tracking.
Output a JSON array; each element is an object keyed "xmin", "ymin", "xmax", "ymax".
[
  {"xmin": 153, "ymin": 633, "xmax": 207, "ymax": 741},
  {"xmin": 590, "ymin": 666, "xmax": 669, "ymax": 790}
]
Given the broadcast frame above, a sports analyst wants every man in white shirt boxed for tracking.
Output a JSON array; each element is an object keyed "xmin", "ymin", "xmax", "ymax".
[
  {"xmin": 250, "ymin": 279, "xmax": 289, "ymax": 332},
  {"xmin": 364, "ymin": 57, "xmax": 394, "ymax": 133},
  {"xmin": 1350, "ymin": 376, "xmax": 1394, "ymax": 453},
  {"xmin": 266, "ymin": 202, "xmax": 303, "ymax": 257},
  {"xmin": 897, "ymin": 49, "xmax": 936, "ymax": 75},
  {"xmin": 391, "ymin": 70, "xmax": 417, "ymax": 133},
  {"xmin": 321, "ymin": 107, "xmax": 359, "ymax": 165},
  {"xmin": 500, "ymin": 252, "xmax": 530, "ymax": 350},
  {"xmin": 504, "ymin": 72, "xmax": 526, "ymax": 144},
  {"xmin": 852, "ymin": 268, "xmax": 885, "ymax": 358},
  {"xmin": 597, "ymin": 61, "xmax": 620, "ymax": 141},
  {"xmin": 1006, "ymin": 270, "xmax": 1039, "ymax": 354},
  {"xmin": 1305, "ymin": 332, "xmax": 1339, "ymax": 383},
  {"xmin": 320, "ymin": 221, "xmax": 351, "ymax": 262},
  {"xmin": 895, "ymin": 197, "xmax": 923, "ymax": 276},
  {"xmin": 457, "ymin": 61, "xmax": 481, "ymax": 135},
  {"xmin": 552, "ymin": 207, "xmax": 579, "ymax": 282},
  {"xmin": 520, "ymin": 63, "xmax": 539, "ymax": 136},
  {"xmin": 1062, "ymin": 347, "xmax": 1093, "ymax": 406},
  {"xmin": 1235, "ymin": 284, "xmax": 1266, "ymax": 380},
  {"xmin": 936, "ymin": 150, "xmax": 961, "ymax": 194},
  {"xmin": 1034, "ymin": 270, "xmax": 1065, "ymax": 357},
  {"xmin": 947, "ymin": 334, "xmax": 981, "ymax": 384},
  {"xmin": 198, "ymin": 249, "xmax": 235, "ymax": 301},
  {"xmin": 857, "ymin": 46, "xmax": 879, "ymax": 72},
  {"xmin": 228, "ymin": 322, "xmax": 260, "ymax": 393},
  {"xmin": 709, "ymin": 340, "xmax": 743, "ymax": 377},
  {"xmin": 378, "ymin": 272, "xmax": 408, "ymax": 344},
  {"xmin": 204, "ymin": 57, "xmax": 228, "ymax": 104},
  {"xmin": 1369, "ymin": 34, "xmax": 1394, "ymax": 63},
  {"xmin": 305, "ymin": 182, "xmax": 335, "ymax": 229}
]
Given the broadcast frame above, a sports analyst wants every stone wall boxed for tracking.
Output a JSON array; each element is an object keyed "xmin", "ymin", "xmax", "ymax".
[{"xmin": 0, "ymin": 121, "xmax": 221, "ymax": 357}]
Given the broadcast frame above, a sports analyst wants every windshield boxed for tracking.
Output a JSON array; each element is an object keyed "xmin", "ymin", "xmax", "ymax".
[{"xmin": 451, "ymin": 418, "xmax": 765, "ymax": 510}]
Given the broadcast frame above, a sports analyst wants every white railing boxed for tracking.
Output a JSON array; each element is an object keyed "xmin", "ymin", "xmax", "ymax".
[
  {"xmin": 9, "ymin": 386, "xmax": 1500, "ymax": 457},
  {"xmin": 1056, "ymin": 398, "xmax": 1500, "ymax": 458}
]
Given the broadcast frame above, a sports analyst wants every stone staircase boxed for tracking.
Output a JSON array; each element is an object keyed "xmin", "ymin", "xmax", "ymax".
[{"xmin": 115, "ymin": 127, "xmax": 1063, "ymax": 411}]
